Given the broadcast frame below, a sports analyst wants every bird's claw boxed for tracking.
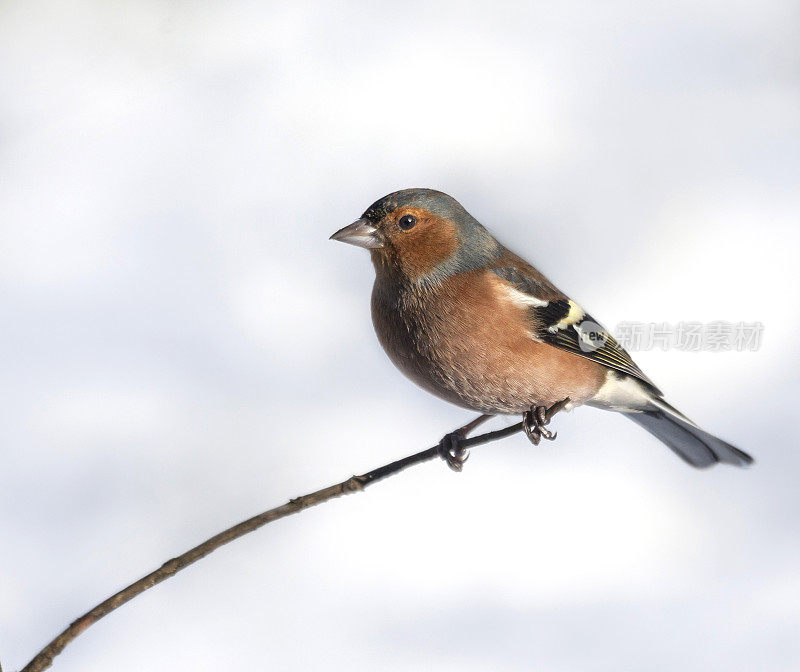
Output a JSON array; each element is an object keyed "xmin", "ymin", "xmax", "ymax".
[
  {"xmin": 438, "ymin": 432, "xmax": 469, "ymax": 472},
  {"xmin": 523, "ymin": 405, "xmax": 558, "ymax": 445}
]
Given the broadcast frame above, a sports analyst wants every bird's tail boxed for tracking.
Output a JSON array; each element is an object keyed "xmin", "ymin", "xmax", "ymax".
[{"xmin": 625, "ymin": 396, "xmax": 753, "ymax": 468}]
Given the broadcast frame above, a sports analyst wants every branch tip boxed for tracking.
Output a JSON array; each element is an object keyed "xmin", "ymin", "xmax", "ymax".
[{"xmin": 19, "ymin": 405, "xmax": 569, "ymax": 672}]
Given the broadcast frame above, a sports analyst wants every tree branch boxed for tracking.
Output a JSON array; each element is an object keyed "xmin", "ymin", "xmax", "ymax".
[{"xmin": 18, "ymin": 401, "xmax": 567, "ymax": 672}]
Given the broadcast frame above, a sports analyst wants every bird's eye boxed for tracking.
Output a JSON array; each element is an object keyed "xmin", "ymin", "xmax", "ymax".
[{"xmin": 398, "ymin": 214, "xmax": 417, "ymax": 231}]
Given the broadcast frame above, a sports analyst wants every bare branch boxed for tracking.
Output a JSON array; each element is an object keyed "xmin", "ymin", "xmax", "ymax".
[{"xmin": 19, "ymin": 401, "xmax": 567, "ymax": 672}]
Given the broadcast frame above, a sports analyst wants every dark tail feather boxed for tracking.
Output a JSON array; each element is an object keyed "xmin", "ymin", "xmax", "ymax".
[{"xmin": 625, "ymin": 399, "xmax": 753, "ymax": 468}]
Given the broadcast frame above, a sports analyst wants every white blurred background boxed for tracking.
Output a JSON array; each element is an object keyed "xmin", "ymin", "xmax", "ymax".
[{"xmin": 1, "ymin": 1, "xmax": 798, "ymax": 670}]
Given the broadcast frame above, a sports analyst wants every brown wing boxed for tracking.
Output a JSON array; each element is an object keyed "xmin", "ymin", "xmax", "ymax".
[{"xmin": 491, "ymin": 263, "xmax": 661, "ymax": 394}]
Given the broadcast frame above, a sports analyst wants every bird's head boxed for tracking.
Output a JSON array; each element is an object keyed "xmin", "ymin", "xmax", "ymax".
[{"xmin": 330, "ymin": 188, "xmax": 501, "ymax": 283}]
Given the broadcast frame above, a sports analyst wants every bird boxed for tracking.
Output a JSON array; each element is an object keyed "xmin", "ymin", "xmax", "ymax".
[{"xmin": 330, "ymin": 188, "xmax": 753, "ymax": 470}]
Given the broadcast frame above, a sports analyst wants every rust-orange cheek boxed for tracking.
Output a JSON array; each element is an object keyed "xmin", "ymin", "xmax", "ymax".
[{"xmin": 389, "ymin": 213, "xmax": 459, "ymax": 281}]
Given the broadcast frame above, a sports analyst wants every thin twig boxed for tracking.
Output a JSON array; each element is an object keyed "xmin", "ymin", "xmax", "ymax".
[{"xmin": 18, "ymin": 400, "xmax": 567, "ymax": 672}]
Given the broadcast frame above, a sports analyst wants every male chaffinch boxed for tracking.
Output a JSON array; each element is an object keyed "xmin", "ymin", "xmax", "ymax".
[{"xmin": 331, "ymin": 188, "xmax": 753, "ymax": 470}]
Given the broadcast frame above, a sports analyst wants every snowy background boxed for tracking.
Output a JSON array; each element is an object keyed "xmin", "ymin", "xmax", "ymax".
[{"xmin": 1, "ymin": 1, "xmax": 799, "ymax": 670}]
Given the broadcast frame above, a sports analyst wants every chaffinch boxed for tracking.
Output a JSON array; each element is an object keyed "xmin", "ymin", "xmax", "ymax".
[{"xmin": 331, "ymin": 188, "xmax": 752, "ymax": 470}]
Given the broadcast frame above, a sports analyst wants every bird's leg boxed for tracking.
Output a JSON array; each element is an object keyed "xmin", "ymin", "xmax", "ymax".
[
  {"xmin": 523, "ymin": 398, "xmax": 570, "ymax": 446},
  {"xmin": 438, "ymin": 414, "xmax": 494, "ymax": 472}
]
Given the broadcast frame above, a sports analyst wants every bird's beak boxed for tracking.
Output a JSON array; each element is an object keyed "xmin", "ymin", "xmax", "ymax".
[{"xmin": 329, "ymin": 218, "xmax": 384, "ymax": 249}]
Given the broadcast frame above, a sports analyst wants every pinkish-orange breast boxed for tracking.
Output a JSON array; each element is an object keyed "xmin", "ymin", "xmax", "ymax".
[{"xmin": 371, "ymin": 268, "xmax": 606, "ymax": 414}]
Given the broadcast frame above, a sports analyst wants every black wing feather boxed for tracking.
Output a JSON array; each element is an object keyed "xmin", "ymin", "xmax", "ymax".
[
  {"xmin": 491, "ymin": 266, "xmax": 661, "ymax": 393},
  {"xmin": 543, "ymin": 314, "xmax": 660, "ymax": 393}
]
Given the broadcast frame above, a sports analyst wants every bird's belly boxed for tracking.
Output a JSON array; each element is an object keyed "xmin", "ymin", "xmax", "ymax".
[{"xmin": 371, "ymin": 291, "xmax": 602, "ymax": 414}]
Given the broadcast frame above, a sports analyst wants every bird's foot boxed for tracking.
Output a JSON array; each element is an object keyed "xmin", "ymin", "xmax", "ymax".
[
  {"xmin": 522, "ymin": 406, "xmax": 555, "ymax": 445},
  {"xmin": 436, "ymin": 413, "xmax": 493, "ymax": 472},
  {"xmin": 438, "ymin": 431, "xmax": 470, "ymax": 472},
  {"xmin": 522, "ymin": 398, "xmax": 570, "ymax": 446}
]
